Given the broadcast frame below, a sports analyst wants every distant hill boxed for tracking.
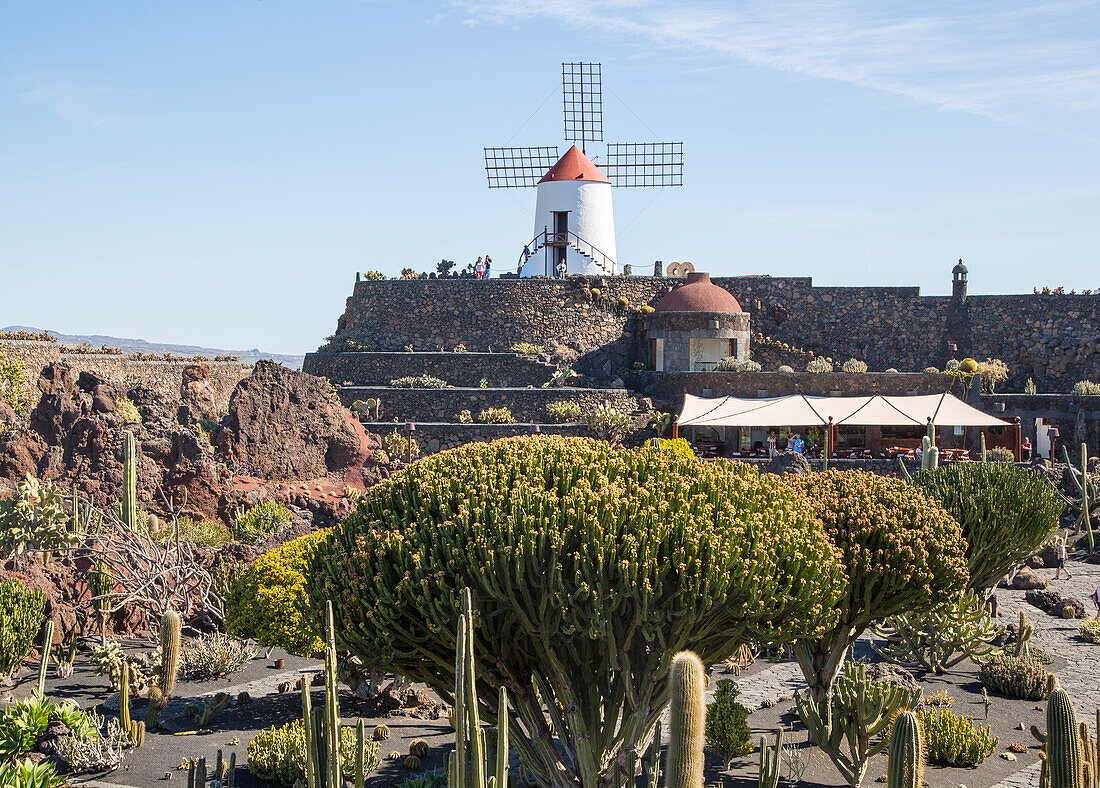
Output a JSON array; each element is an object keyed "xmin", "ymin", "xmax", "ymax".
[{"xmin": 2, "ymin": 326, "xmax": 303, "ymax": 370}]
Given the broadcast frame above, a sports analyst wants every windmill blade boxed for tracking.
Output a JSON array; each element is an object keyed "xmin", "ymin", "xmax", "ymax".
[
  {"xmin": 562, "ymin": 62, "xmax": 603, "ymax": 149},
  {"xmin": 484, "ymin": 146, "xmax": 559, "ymax": 188},
  {"xmin": 603, "ymin": 142, "xmax": 683, "ymax": 187}
]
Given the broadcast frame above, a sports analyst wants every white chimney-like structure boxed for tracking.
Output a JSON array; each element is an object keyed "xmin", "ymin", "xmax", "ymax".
[{"xmin": 520, "ymin": 145, "xmax": 617, "ymax": 277}]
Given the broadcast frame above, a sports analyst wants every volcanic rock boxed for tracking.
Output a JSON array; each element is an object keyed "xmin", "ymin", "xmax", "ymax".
[
  {"xmin": 864, "ymin": 662, "xmax": 919, "ymax": 694},
  {"xmin": 998, "ymin": 567, "xmax": 1047, "ymax": 590},
  {"xmin": 764, "ymin": 451, "xmax": 811, "ymax": 476}
]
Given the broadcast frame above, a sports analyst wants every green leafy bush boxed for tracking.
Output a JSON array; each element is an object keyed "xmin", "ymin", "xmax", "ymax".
[
  {"xmin": 789, "ymin": 471, "xmax": 968, "ymax": 701},
  {"xmin": 705, "ymin": 679, "xmax": 752, "ymax": 765},
  {"xmin": 0, "ymin": 579, "xmax": 46, "ymax": 681},
  {"xmin": 389, "ymin": 375, "xmax": 448, "ymax": 389},
  {"xmin": 583, "ymin": 403, "xmax": 631, "ymax": 443},
  {"xmin": 1079, "ymin": 618, "xmax": 1100, "ymax": 644},
  {"xmin": 545, "ymin": 400, "xmax": 582, "ymax": 423},
  {"xmin": 235, "ymin": 501, "xmax": 294, "ymax": 545},
  {"xmin": 115, "ymin": 398, "xmax": 141, "ymax": 425},
  {"xmin": 510, "ymin": 342, "xmax": 544, "ymax": 356},
  {"xmin": 381, "ymin": 429, "xmax": 420, "ymax": 460},
  {"xmin": 657, "ymin": 437, "xmax": 696, "ymax": 459},
  {"xmin": 225, "ymin": 531, "xmax": 327, "ymax": 656},
  {"xmin": 179, "ymin": 633, "xmax": 257, "ymax": 680},
  {"xmin": 918, "ymin": 707, "xmax": 997, "ymax": 766},
  {"xmin": 0, "ymin": 694, "xmax": 97, "ymax": 759},
  {"xmin": 0, "ymin": 475, "xmax": 79, "ymax": 558},
  {"xmin": 987, "ymin": 447, "xmax": 1016, "ymax": 463},
  {"xmin": 153, "ymin": 516, "xmax": 232, "ymax": 548},
  {"xmin": 477, "ymin": 407, "xmax": 516, "ymax": 424},
  {"xmin": 247, "ymin": 719, "xmax": 378, "ymax": 786},
  {"xmin": 0, "ymin": 346, "xmax": 28, "ymax": 416},
  {"xmin": 913, "ymin": 463, "xmax": 1062, "ymax": 593},
  {"xmin": 978, "ymin": 655, "xmax": 1050, "ymax": 700},
  {"xmin": 0, "ymin": 758, "xmax": 67, "ymax": 788},
  {"xmin": 306, "ymin": 436, "xmax": 844, "ymax": 788}
]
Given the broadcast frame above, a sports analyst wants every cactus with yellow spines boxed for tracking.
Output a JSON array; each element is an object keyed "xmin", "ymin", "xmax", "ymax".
[
  {"xmin": 121, "ymin": 430, "xmax": 138, "ymax": 533},
  {"xmin": 1031, "ymin": 685, "xmax": 1090, "ymax": 788},
  {"xmin": 120, "ymin": 660, "xmax": 132, "ymax": 733},
  {"xmin": 666, "ymin": 652, "xmax": 705, "ymax": 788},
  {"xmin": 147, "ymin": 609, "xmax": 181, "ymax": 728},
  {"xmin": 887, "ymin": 711, "xmax": 924, "ymax": 788},
  {"xmin": 36, "ymin": 620, "xmax": 53, "ymax": 696}
]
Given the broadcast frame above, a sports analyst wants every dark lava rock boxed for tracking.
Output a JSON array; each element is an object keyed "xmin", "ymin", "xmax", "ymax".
[
  {"xmin": 216, "ymin": 360, "xmax": 363, "ymax": 480},
  {"xmin": 764, "ymin": 452, "xmax": 811, "ymax": 476},
  {"xmin": 998, "ymin": 566, "xmax": 1048, "ymax": 590},
  {"xmin": 864, "ymin": 662, "xmax": 919, "ymax": 694},
  {"xmin": 1025, "ymin": 589, "xmax": 1064, "ymax": 615}
]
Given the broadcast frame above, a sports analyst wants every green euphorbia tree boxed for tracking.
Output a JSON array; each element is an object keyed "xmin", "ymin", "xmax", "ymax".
[
  {"xmin": 913, "ymin": 463, "xmax": 1062, "ymax": 594},
  {"xmin": 306, "ymin": 436, "xmax": 844, "ymax": 788},
  {"xmin": 788, "ymin": 471, "xmax": 969, "ymax": 706}
]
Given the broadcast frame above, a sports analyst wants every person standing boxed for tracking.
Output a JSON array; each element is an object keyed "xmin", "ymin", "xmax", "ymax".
[
  {"xmin": 1053, "ymin": 536, "xmax": 1072, "ymax": 580},
  {"xmin": 474, "ymin": 257, "xmax": 485, "ymax": 279},
  {"xmin": 766, "ymin": 431, "xmax": 777, "ymax": 459},
  {"xmin": 790, "ymin": 433, "xmax": 805, "ymax": 454},
  {"xmin": 484, "ymin": 255, "xmax": 492, "ymax": 279},
  {"xmin": 1022, "ymin": 437, "xmax": 1032, "ymax": 461}
]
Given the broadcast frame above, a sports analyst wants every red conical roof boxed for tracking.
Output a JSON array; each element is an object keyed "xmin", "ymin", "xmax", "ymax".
[
  {"xmin": 539, "ymin": 145, "xmax": 611, "ymax": 185},
  {"xmin": 654, "ymin": 273, "xmax": 744, "ymax": 313}
]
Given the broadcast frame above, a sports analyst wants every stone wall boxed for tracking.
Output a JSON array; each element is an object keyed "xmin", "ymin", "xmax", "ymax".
[
  {"xmin": 984, "ymin": 393, "xmax": 1100, "ymax": 455},
  {"xmin": 303, "ymin": 352, "xmax": 555, "ymax": 387},
  {"xmin": 325, "ymin": 276, "xmax": 1100, "ymax": 391},
  {"xmin": 337, "ymin": 385, "xmax": 642, "ymax": 424},
  {"xmin": 369, "ymin": 422, "xmax": 591, "ymax": 456},
  {"xmin": 625, "ymin": 371, "xmax": 953, "ymax": 411},
  {"xmin": 0, "ymin": 339, "xmax": 62, "ymax": 410}
]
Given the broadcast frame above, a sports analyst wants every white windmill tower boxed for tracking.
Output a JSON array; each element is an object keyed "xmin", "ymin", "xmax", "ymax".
[{"xmin": 484, "ymin": 63, "xmax": 684, "ymax": 277}]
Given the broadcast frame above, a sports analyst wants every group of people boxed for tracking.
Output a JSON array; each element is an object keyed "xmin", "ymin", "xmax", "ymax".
[
  {"xmin": 474, "ymin": 256, "xmax": 492, "ymax": 279},
  {"xmin": 766, "ymin": 431, "xmax": 815, "ymax": 458}
]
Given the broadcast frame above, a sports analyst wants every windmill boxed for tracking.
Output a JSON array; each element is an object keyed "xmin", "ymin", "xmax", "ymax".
[{"xmin": 484, "ymin": 63, "xmax": 683, "ymax": 277}]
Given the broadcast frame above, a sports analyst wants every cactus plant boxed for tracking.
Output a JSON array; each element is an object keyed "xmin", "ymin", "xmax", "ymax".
[
  {"xmin": 666, "ymin": 652, "xmax": 705, "ymax": 788},
  {"xmin": 405, "ymin": 756, "xmax": 422, "ymax": 770},
  {"xmin": 147, "ymin": 609, "xmax": 181, "ymax": 728},
  {"xmin": 409, "ymin": 739, "xmax": 430, "ymax": 759},
  {"xmin": 36, "ymin": 619, "xmax": 53, "ymax": 696},
  {"xmin": 1017, "ymin": 610, "xmax": 1035, "ymax": 659},
  {"xmin": 129, "ymin": 720, "xmax": 145, "ymax": 748},
  {"xmin": 302, "ymin": 677, "xmax": 318, "ymax": 788},
  {"xmin": 758, "ymin": 729, "xmax": 782, "ymax": 788},
  {"xmin": 121, "ymin": 430, "xmax": 138, "ymax": 533},
  {"xmin": 120, "ymin": 660, "xmax": 131, "ymax": 734},
  {"xmin": 323, "ymin": 601, "xmax": 342, "ymax": 788},
  {"xmin": 888, "ymin": 711, "xmax": 924, "ymax": 788},
  {"xmin": 356, "ymin": 720, "xmax": 366, "ymax": 788},
  {"xmin": 1062, "ymin": 443, "xmax": 1095, "ymax": 554},
  {"xmin": 1031, "ymin": 688, "xmax": 1086, "ymax": 788},
  {"xmin": 372, "ymin": 724, "xmax": 390, "ymax": 741},
  {"xmin": 89, "ymin": 561, "xmax": 113, "ymax": 646}
]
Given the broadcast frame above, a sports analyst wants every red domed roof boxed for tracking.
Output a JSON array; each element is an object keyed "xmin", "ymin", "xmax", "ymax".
[
  {"xmin": 654, "ymin": 273, "xmax": 744, "ymax": 313},
  {"xmin": 539, "ymin": 145, "xmax": 611, "ymax": 185}
]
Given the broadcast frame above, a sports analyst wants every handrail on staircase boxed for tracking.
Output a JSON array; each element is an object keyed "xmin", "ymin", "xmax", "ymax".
[{"xmin": 516, "ymin": 228, "xmax": 617, "ymax": 276}]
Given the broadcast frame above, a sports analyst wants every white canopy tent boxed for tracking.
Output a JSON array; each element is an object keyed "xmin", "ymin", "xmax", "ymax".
[{"xmin": 678, "ymin": 392, "xmax": 1008, "ymax": 428}]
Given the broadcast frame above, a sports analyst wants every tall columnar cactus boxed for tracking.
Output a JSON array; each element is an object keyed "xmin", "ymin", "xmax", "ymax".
[
  {"xmin": 356, "ymin": 719, "xmax": 366, "ymax": 788},
  {"xmin": 302, "ymin": 677, "xmax": 318, "ymax": 788},
  {"xmin": 1063, "ymin": 443, "xmax": 1095, "ymax": 554},
  {"xmin": 1031, "ymin": 688, "xmax": 1086, "ymax": 788},
  {"xmin": 981, "ymin": 433, "xmax": 988, "ymax": 462},
  {"xmin": 451, "ymin": 588, "xmax": 509, "ymax": 788},
  {"xmin": 666, "ymin": 651, "xmax": 705, "ymax": 788},
  {"xmin": 921, "ymin": 436, "xmax": 939, "ymax": 471},
  {"xmin": 887, "ymin": 711, "xmax": 924, "ymax": 788},
  {"xmin": 89, "ymin": 561, "xmax": 113, "ymax": 646},
  {"xmin": 36, "ymin": 620, "xmax": 53, "ymax": 696},
  {"xmin": 120, "ymin": 660, "xmax": 131, "ymax": 734},
  {"xmin": 121, "ymin": 430, "xmax": 138, "ymax": 533},
  {"xmin": 1016, "ymin": 610, "xmax": 1034, "ymax": 659},
  {"xmin": 757, "ymin": 729, "xmax": 782, "ymax": 788},
  {"xmin": 148, "ymin": 609, "xmax": 181, "ymax": 728},
  {"xmin": 323, "ymin": 601, "xmax": 342, "ymax": 788}
]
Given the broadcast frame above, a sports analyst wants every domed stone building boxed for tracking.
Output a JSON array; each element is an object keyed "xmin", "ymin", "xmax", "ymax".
[{"xmin": 643, "ymin": 272, "xmax": 751, "ymax": 372}]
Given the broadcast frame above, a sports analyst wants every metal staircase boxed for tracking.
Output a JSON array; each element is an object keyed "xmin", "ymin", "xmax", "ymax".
[{"xmin": 517, "ymin": 228, "xmax": 617, "ymax": 276}]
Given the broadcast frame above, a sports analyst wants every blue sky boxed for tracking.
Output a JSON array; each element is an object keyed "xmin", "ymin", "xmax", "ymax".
[{"xmin": 2, "ymin": 1, "xmax": 1098, "ymax": 354}]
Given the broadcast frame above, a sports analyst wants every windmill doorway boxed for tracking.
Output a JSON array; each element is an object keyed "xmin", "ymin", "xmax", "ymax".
[{"xmin": 552, "ymin": 211, "xmax": 569, "ymax": 276}]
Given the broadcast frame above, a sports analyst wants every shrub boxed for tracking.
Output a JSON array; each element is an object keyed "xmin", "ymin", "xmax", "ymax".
[
  {"xmin": 225, "ymin": 531, "xmax": 327, "ymax": 656},
  {"xmin": 922, "ymin": 366, "xmax": 941, "ymax": 374},
  {"xmin": 1079, "ymin": 618, "xmax": 1100, "ymax": 643},
  {"xmin": 546, "ymin": 400, "xmax": 583, "ymax": 423},
  {"xmin": 235, "ymin": 501, "xmax": 294, "ymax": 545},
  {"xmin": 705, "ymin": 679, "xmax": 752, "ymax": 766},
  {"xmin": 153, "ymin": 517, "xmax": 232, "ymax": 548},
  {"xmin": 390, "ymin": 375, "xmax": 448, "ymax": 389},
  {"xmin": 0, "ymin": 579, "xmax": 46, "ymax": 680},
  {"xmin": 872, "ymin": 589, "xmax": 1002, "ymax": 673},
  {"xmin": 987, "ymin": 447, "xmax": 1016, "ymax": 463},
  {"xmin": 657, "ymin": 437, "xmax": 696, "ymax": 459},
  {"xmin": 0, "ymin": 758, "xmax": 67, "ymax": 787},
  {"xmin": 0, "ymin": 347, "xmax": 28, "ymax": 416},
  {"xmin": 714, "ymin": 358, "xmax": 762, "ymax": 373},
  {"xmin": 913, "ymin": 464, "xmax": 1062, "ymax": 593},
  {"xmin": 477, "ymin": 407, "xmax": 516, "ymax": 424},
  {"xmin": 841, "ymin": 359, "xmax": 868, "ymax": 373},
  {"xmin": 975, "ymin": 359, "xmax": 1008, "ymax": 393},
  {"xmin": 918, "ymin": 707, "xmax": 997, "ymax": 766},
  {"xmin": 115, "ymin": 398, "xmax": 141, "ymax": 424},
  {"xmin": 179, "ymin": 633, "xmax": 257, "ymax": 680},
  {"xmin": 1073, "ymin": 380, "xmax": 1100, "ymax": 395},
  {"xmin": 806, "ymin": 358, "xmax": 833, "ymax": 373},
  {"xmin": 544, "ymin": 368, "xmax": 579, "ymax": 388},
  {"xmin": 248, "ymin": 719, "xmax": 378, "ymax": 786},
  {"xmin": 0, "ymin": 694, "xmax": 98, "ymax": 760},
  {"xmin": 584, "ymin": 403, "xmax": 632, "ymax": 443},
  {"xmin": 363, "ymin": 270, "xmax": 385, "ymax": 280},
  {"xmin": 0, "ymin": 475, "xmax": 79, "ymax": 558},
  {"xmin": 381, "ymin": 429, "xmax": 420, "ymax": 460},
  {"xmin": 456, "ymin": 409, "xmax": 473, "ymax": 424},
  {"xmin": 788, "ymin": 471, "xmax": 967, "ymax": 702},
  {"xmin": 978, "ymin": 655, "xmax": 1049, "ymax": 699},
  {"xmin": 307, "ymin": 436, "xmax": 844, "ymax": 788},
  {"xmin": 395, "ymin": 768, "xmax": 448, "ymax": 788},
  {"xmin": 510, "ymin": 342, "xmax": 544, "ymax": 356}
]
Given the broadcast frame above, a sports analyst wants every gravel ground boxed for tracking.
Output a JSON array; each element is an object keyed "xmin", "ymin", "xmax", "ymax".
[{"xmin": 9, "ymin": 557, "xmax": 1099, "ymax": 788}]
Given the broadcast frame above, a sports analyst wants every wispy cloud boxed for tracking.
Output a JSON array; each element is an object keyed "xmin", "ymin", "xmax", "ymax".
[
  {"xmin": 19, "ymin": 80, "xmax": 143, "ymax": 131},
  {"xmin": 455, "ymin": 0, "xmax": 1100, "ymax": 137}
]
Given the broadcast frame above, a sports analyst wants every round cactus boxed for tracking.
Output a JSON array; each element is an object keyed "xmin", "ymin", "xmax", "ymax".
[
  {"xmin": 408, "ymin": 739, "xmax": 429, "ymax": 758},
  {"xmin": 959, "ymin": 358, "xmax": 978, "ymax": 374},
  {"xmin": 403, "ymin": 755, "xmax": 421, "ymax": 770},
  {"xmin": 1061, "ymin": 605, "xmax": 1077, "ymax": 619},
  {"xmin": 385, "ymin": 751, "xmax": 402, "ymax": 761},
  {"xmin": 372, "ymin": 724, "xmax": 390, "ymax": 741}
]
